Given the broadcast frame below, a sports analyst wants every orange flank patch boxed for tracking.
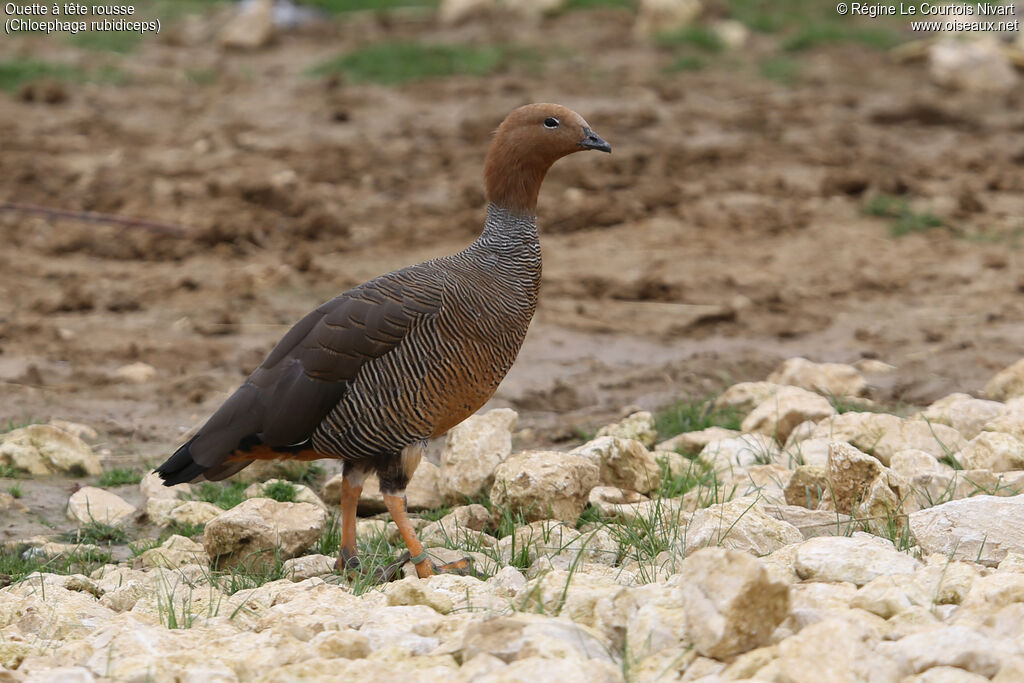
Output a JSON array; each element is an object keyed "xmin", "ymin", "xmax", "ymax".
[{"xmin": 224, "ymin": 445, "xmax": 325, "ymax": 463}]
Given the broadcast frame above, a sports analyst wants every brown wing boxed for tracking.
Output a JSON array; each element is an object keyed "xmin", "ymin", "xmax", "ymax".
[{"xmin": 155, "ymin": 262, "xmax": 444, "ymax": 484}]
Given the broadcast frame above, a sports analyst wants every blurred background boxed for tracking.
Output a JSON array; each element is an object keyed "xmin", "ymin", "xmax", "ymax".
[{"xmin": 1, "ymin": 0, "xmax": 1023, "ymax": 472}]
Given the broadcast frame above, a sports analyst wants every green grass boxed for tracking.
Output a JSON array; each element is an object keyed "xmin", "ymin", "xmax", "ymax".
[
  {"xmin": 310, "ymin": 42, "xmax": 507, "ymax": 85},
  {"xmin": 70, "ymin": 30, "xmax": 143, "ymax": 54},
  {"xmin": 7, "ymin": 484, "xmax": 23, "ymax": 499},
  {"xmin": 666, "ymin": 56, "xmax": 706, "ymax": 72},
  {"xmin": 184, "ymin": 68, "xmax": 220, "ymax": 85},
  {"xmin": 658, "ymin": 25, "xmax": 725, "ymax": 52},
  {"xmin": 419, "ymin": 505, "xmax": 454, "ymax": 522},
  {"xmin": 759, "ymin": 56, "xmax": 801, "ymax": 84},
  {"xmin": 653, "ymin": 397, "xmax": 742, "ymax": 442},
  {"xmin": 782, "ymin": 23, "xmax": 900, "ymax": 51},
  {"xmin": 0, "ymin": 59, "xmax": 80, "ymax": 92},
  {"xmin": 0, "ymin": 545, "xmax": 112, "ymax": 585},
  {"xmin": 0, "ymin": 464, "xmax": 21, "ymax": 479},
  {"xmin": 189, "ymin": 481, "xmax": 248, "ymax": 510},
  {"xmin": 863, "ymin": 194, "xmax": 946, "ymax": 237},
  {"xmin": 164, "ymin": 521, "xmax": 206, "ymax": 539},
  {"xmin": 98, "ymin": 467, "xmax": 144, "ymax": 487},
  {"xmin": 64, "ymin": 521, "xmax": 130, "ymax": 545},
  {"xmin": 263, "ymin": 480, "xmax": 298, "ymax": 503}
]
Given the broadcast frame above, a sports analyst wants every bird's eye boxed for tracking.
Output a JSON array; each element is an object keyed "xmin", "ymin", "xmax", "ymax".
[{"xmin": 543, "ymin": 117, "xmax": 560, "ymax": 129}]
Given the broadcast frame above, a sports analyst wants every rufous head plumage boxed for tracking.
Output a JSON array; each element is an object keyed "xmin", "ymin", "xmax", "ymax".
[{"xmin": 483, "ymin": 103, "xmax": 611, "ymax": 216}]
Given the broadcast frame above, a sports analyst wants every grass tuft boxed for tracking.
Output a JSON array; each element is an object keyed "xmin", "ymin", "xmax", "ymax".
[
  {"xmin": 64, "ymin": 521, "xmax": 130, "ymax": 545},
  {"xmin": 653, "ymin": 397, "xmax": 742, "ymax": 442},
  {"xmin": 310, "ymin": 42, "xmax": 507, "ymax": 85},
  {"xmin": 759, "ymin": 56, "xmax": 801, "ymax": 84},
  {"xmin": 7, "ymin": 483, "xmax": 23, "ymax": 499},
  {"xmin": 863, "ymin": 194, "xmax": 946, "ymax": 237},
  {"xmin": 98, "ymin": 467, "xmax": 144, "ymax": 487},
  {"xmin": 0, "ymin": 545, "xmax": 112, "ymax": 584},
  {"xmin": 189, "ymin": 481, "xmax": 248, "ymax": 510},
  {"xmin": 263, "ymin": 480, "xmax": 298, "ymax": 503},
  {"xmin": 657, "ymin": 25, "xmax": 724, "ymax": 52}
]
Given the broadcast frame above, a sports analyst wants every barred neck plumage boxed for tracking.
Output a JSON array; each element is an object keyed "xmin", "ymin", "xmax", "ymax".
[{"xmin": 471, "ymin": 204, "xmax": 541, "ymax": 257}]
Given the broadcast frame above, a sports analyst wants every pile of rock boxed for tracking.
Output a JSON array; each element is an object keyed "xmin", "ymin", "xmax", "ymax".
[{"xmin": 8, "ymin": 355, "xmax": 1024, "ymax": 680}]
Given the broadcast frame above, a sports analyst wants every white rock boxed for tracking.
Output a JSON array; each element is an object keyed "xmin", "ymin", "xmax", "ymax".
[
  {"xmin": 204, "ymin": 497, "xmax": 327, "ymax": 569},
  {"xmin": 763, "ymin": 504, "xmax": 853, "ymax": 539},
  {"xmin": 283, "ymin": 554, "xmax": 335, "ymax": 581},
  {"xmin": 571, "ymin": 437, "xmax": 661, "ymax": 494},
  {"xmin": 682, "ymin": 497, "xmax": 803, "ymax": 557},
  {"xmin": 784, "ymin": 436, "xmax": 832, "ymax": 469},
  {"xmin": 985, "ymin": 358, "xmax": 1024, "ymax": 401},
  {"xmin": 905, "ymin": 668, "xmax": 990, "ymax": 683},
  {"xmin": 113, "ymin": 362, "xmax": 157, "ymax": 383},
  {"xmin": 714, "ymin": 381, "xmax": 786, "ymax": 416},
  {"xmin": 460, "ymin": 613, "xmax": 615, "ymax": 665},
  {"xmin": 756, "ymin": 617, "xmax": 909, "ymax": 682},
  {"xmin": 878, "ymin": 626, "xmax": 1017, "ymax": 677},
  {"xmin": 219, "ymin": 0, "xmax": 274, "ymax": 49},
  {"xmin": 47, "ymin": 419, "xmax": 98, "ymax": 441},
  {"xmin": 675, "ymin": 548, "xmax": 789, "ymax": 659},
  {"xmin": 634, "ymin": 0, "xmax": 702, "ymax": 37},
  {"xmin": 656, "ymin": 426, "xmax": 741, "ymax": 456},
  {"xmin": 698, "ymin": 433, "xmax": 781, "ymax": 470},
  {"xmin": 595, "ymin": 411, "xmax": 657, "ymax": 448},
  {"xmin": 439, "ymin": 0, "xmax": 494, "ymax": 23},
  {"xmin": 981, "ymin": 397, "xmax": 1024, "ymax": 441},
  {"xmin": 910, "ymin": 495, "xmax": 1024, "ymax": 566},
  {"xmin": 490, "ymin": 450, "xmax": 600, "ymax": 523},
  {"xmin": 957, "ymin": 432, "xmax": 1024, "ymax": 471},
  {"xmin": 919, "ymin": 393, "xmax": 1005, "ymax": 440},
  {"xmin": 767, "ymin": 357, "xmax": 867, "ymax": 397},
  {"xmin": 140, "ymin": 470, "xmax": 190, "ymax": 502},
  {"xmin": 135, "ymin": 534, "xmax": 206, "ymax": 569},
  {"xmin": 420, "ymin": 504, "xmax": 495, "ymax": 548},
  {"xmin": 67, "ymin": 486, "xmax": 136, "ymax": 525},
  {"xmin": 810, "ymin": 412, "xmax": 966, "ymax": 466},
  {"xmin": 0, "ymin": 424, "xmax": 102, "ymax": 476},
  {"xmin": 794, "ymin": 534, "xmax": 921, "ymax": 585},
  {"xmin": 890, "ymin": 449, "xmax": 948, "ymax": 478},
  {"xmin": 440, "ymin": 408, "xmax": 517, "ymax": 504},
  {"xmin": 742, "ymin": 385, "xmax": 836, "ymax": 443},
  {"xmin": 930, "ymin": 38, "xmax": 1018, "ymax": 94},
  {"xmin": 711, "ymin": 19, "xmax": 748, "ymax": 50},
  {"xmin": 782, "ymin": 466, "xmax": 828, "ymax": 509}
]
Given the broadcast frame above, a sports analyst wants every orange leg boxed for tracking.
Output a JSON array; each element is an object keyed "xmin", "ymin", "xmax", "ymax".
[
  {"xmin": 383, "ymin": 493, "xmax": 435, "ymax": 579},
  {"xmin": 335, "ymin": 477, "xmax": 362, "ymax": 571}
]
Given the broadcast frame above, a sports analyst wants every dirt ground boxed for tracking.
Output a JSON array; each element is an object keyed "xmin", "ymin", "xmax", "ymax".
[{"xmin": 1, "ymin": 4, "xmax": 1023, "ymax": 539}]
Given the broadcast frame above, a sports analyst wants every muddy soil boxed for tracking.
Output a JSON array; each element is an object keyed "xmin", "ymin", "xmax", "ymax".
[{"xmin": 1, "ymin": 5, "xmax": 1023, "ymax": 541}]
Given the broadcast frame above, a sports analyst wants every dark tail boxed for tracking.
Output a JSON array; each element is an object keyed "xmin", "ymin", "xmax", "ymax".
[{"xmin": 155, "ymin": 437, "xmax": 208, "ymax": 486}]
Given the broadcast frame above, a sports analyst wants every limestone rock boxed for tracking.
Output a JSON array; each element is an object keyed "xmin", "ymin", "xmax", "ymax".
[
  {"xmin": 163, "ymin": 500, "xmax": 223, "ymax": 527},
  {"xmin": 919, "ymin": 393, "xmax": 1005, "ymax": 440},
  {"xmin": 784, "ymin": 436, "xmax": 831, "ymax": 469},
  {"xmin": 139, "ymin": 471, "xmax": 190, "ymax": 502},
  {"xmin": 113, "ymin": 362, "xmax": 156, "ymax": 383},
  {"xmin": 910, "ymin": 495, "xmax": 1024, "ymax": 566},
  {"xmin": 135, "ymin": 534, "xmax": 206, "ymax": 569},
  {"xmin": 981, "ymin": 397, "xmax": 1024, "ymax": 440},
  {"xmin": 889, "ymin": 449, "xmax": 948, "ymax": 479},
  {"xmin": 656, "ymin": 426, "xmax": 741, "ymax": 456},
  {"xmin": 587, "ymin": 486, "xmax": 648, "ymax": 513},
  {"xmin": 767, "ymin": 357, "xmax": 867, "ymax": 397},
  {"xmin": 634, "ymin": 0, "xmax": 703, "ymax": 38},
  {"xmin": 244, "ymin": 479, "xmax": 327, "ymax": 509},
  {"xmin": 743, "ymin": 385, "xmax": 836, "ymax": 443},
  {"xmin": 809, "ymin": 412, "xmax": 966, "ymax": 466},
  {"xmin": 682, "ymin": 497, "xmax": 803, "ymax": 557},
  {"xmin": 794, "ymin": 534, "xmax": 920, "ymax": 585},
  {"xmin": 595, "ymin": 411, "xmax": 657, "ymax": 448},
  {"xmin": 67, "ymin": 487, "xmax": 135, "ymax": 525},
  {"xmin": 283, "ymin": 554, "xmax": 336, "ymax": 581},
  {"xmin": 490, "ymin": 450, "xmax": 599, "ymax": 523},
  {"xmin": 878, "ymin": 626, "xmax": 1016, "ymax": 677},
  {"xmin": 714, "ymin": 382, "xmax": 785, "ymax": 416},
  {"xmin": 957, "ymin": 432, "xmax": 1024, "ymax": 471},
  {"xmin": 929, "ymin": 38, "xmax": 1018, "ymax": 94},
  {"xmin": 756, "ymin": 617, "xmax": 909, "ymax": 682},
  {"xmin": 439, "ymin": 0, "xmax": 495, "ymax": 23},
  {"xmin": 763, "ymin": 504, "xmax": 853, "ymax": 539},
  {"xmin": 204, "ymin": 497, "xmax": 327, "ymax": 569},
  {"xmin": 420, "ymin": 504, "xmax": 495, "ymax": 548},
  {"xmin": 784, "ymin": 466, "xmax": 828, "ymax": 509},
  {"xmin": 698, "ymin": 433, "xmax": 781, "ymax": 470},
  {"xmin": 985, "ymin": 358, "xmax": 1024, "ymax": 401},
  {"xmin": 822, "ymin": 441, "xmax": 900, "ymax": 519},
  {"xmin": 440, "ymin": 408, "xmax": 517, "ymax": 503},
  {"xmin": 460, "ymin": 613, "xmax": 615, "ymax": 665},
  {"xmin": 675, "ymin": 548, "xmax": 790, "ymax": 659},
  {"xmin": 571, "ymin": 437, "xmax": 661, "ymax": 494},
  {"xmin": 325, "ymin": 460, "xmax": 443, "ymax": 514},
  {"xmin": 219, "ymin": 0, "xmax": 274, "ymax": 50},
  {"xmin": 0, "ymin": 424, "xmax": 102, "ymax": 476}
]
